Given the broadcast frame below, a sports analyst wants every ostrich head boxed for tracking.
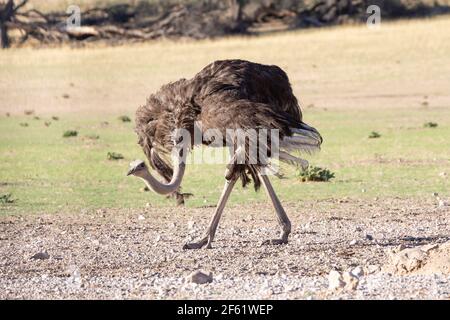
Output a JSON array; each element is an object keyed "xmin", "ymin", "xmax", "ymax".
[
  {"xmin": 127, "ymin": 148, "xmax": 186, "ymax": 195},
  {"xmin": 127, "ymin": 159, "xmax": 147, "ymax": 177}
]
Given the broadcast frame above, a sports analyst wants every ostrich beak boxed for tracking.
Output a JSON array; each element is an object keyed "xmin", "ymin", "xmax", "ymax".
[{"xmin": 126, "ymin": 168, "xmax": 134, "ymax": 176}]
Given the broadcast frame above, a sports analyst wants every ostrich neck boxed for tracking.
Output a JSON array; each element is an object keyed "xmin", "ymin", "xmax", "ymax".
[
  {"xmin": 139, "ymin": 170, "xmax": 163, "ymax": 191},
  {"xmin": 137, "ymin": 162, "xmax": 185, "ymax": 195}
]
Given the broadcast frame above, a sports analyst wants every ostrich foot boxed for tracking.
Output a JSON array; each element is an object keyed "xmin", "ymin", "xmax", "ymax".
[
  {"xmin": 261, "ymin": 238, "xmax": 288, "ymax": 246},
  {"xmin": 183, "ymin": 237, "xmax": 209, "ymax": 250}
]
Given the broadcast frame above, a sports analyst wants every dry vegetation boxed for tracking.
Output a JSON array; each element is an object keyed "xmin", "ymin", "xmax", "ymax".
[
  {"xmin": 2, "ymin": 16, "xmax": 450, "ymax": 115},
  {"xmin": 2, "ymin": 0, "xmax": 450, "ymax": 47}
]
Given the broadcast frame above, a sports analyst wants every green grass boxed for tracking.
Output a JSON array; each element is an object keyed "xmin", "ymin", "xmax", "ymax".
[
  {"xmin": 1, "ymin": 17, "xmax": 450, "ymax": 215},
  {"xmin": 1, "ymin": 107, "xmax": 449, "ymax": 215}
]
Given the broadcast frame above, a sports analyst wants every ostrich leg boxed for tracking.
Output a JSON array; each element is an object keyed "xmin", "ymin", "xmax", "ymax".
[
  {"xmin": 183, "ymin": 147, "xmax": 242, "ymax": 250},
  {"xmin": 182, "ymin": 176, "xmax": 237, "ymax": 249},
  {"xmin": 258, "ymin": 172, "xmax": 291, "ymax": 245}
]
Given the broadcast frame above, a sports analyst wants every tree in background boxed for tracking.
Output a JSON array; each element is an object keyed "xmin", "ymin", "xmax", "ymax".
[{"xmin": 0, "ymin": 0, "xmax": 27, "ymax": 48}]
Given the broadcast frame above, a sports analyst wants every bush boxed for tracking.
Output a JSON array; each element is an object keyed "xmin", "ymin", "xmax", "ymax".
[
  {"xmin": 297, "ymin": 166, "xmax": 335, "ymax": 182},
  {"xmin": 0, "ymin": 193, "xmax": 15, "ymax": 204},
  {"xmin": 118, "ymin": 115, "xmax": 131, "ymax": 122},
  {"xmin": 107, "ymin": 152, "xmax": 124, "ymax": 160},
  {"xmin": 424, "ymin": 122, "xmax": 438, "ymax": 128},
  {"xmin": 368, "ymin": 131, "xmax": 381, "ymax": 139},
  {"xmin": 63, "ymin": 130, "xmax": 78, "ymax": 137}
]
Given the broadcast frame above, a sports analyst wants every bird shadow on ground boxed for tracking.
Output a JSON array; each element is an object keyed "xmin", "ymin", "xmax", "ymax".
[{"xmin": 358, "ymin": 235, "xmax": 450, "ymax": 248}]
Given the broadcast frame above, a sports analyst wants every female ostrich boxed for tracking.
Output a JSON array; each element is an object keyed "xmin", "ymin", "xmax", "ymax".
[{"xmin": 127, "ymin": 59, "xmax": 322, "ymax": 249}]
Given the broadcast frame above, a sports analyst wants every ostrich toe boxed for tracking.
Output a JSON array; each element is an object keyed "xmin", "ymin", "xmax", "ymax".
[
  {"xmin": 261, "ymin": 238, "xmax": 288, "ymax": 246},
  {"xmin": 183, "ymin": 237, "xmax": 209, "ymax": 250}
]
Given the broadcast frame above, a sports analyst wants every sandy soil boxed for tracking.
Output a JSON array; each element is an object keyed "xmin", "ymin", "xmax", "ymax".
[{"xmin": 0, "ymin": 198, "xmax": 449, "ymax": 299}]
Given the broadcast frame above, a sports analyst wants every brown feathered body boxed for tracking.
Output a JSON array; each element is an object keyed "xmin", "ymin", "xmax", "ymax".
[{"xmin": 135, "ymin": 59, "xmax": 320, "ymax": 191}]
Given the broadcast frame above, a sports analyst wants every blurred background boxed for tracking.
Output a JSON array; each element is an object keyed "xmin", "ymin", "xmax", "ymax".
[{"xmin": 1, "ymin": 0, "xmax": 449, "ymax": 214}]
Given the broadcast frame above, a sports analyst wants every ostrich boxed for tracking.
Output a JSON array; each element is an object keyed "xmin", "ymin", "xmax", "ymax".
[{"xmin": 127, "ymin": 59, "xmax": 322, "ymax": 249}]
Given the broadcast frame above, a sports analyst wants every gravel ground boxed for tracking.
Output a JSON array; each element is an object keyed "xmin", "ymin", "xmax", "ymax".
[{"xmin": 1, "ymin": 198, "xmax": 449, "ymax": 299}]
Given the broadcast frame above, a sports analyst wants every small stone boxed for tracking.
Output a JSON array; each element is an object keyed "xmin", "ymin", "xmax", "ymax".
[
  {"xmin": 138, "ymin": 214, "xmax": 145, "ymax": 221},
  {"xmin": 342, "ymin": 272, "xmax": 359, "ymax": 290},
  {"xmin": 351, "ymin": 266, "xmax": 364, "ymax": 278},
  {"xmin": 66, "ymin": 265, "xmax": 82, "ymax": 287},
  {"xmin": 30, "ymin": 251, "xmax": 50, "ymax": 260},
  {"xmin": 432, "ymin": 192, "xmax": 439, "ymax": 197},
  {"xmin": 391, "ymin": 249, "xmax": 424, "ymax": 273},
  {"xmin": 438, "ymin": 172, "xmax": 447, "ymax": 177},
  {"xmin": 186, "ymin": 270, "xmax": 213, "ymax": 284},
  {"xmin": 365, "ymin": 234, "xmax": 374, "ymax": 241},
  {"xmin": 361, "ymin": 189, "xmax": 366, "ymax": 193},
  {"xmin": 438, "ymin": 200, "xmax": 449, "ymax": 208},
  {"xmin": 215, "ymin": 273, "xmax": 224, "ymax": 281},
  {"xmin": 366, "ymin": 265, "xmax": 381, "ymax": 274},
  {"xmin": 349, "ymin": 239, "xmax": 357, "ymax": 246},
  {"xmin": 187, "ymin": 221, "xmax": 195, "ymax": 229},
  {"xmin": 421, "ymin": 243, "xmax": 439, "ymax": 253},
  {"xmin": 328, "ymin": 270, "xmax": 345, "ymax": 290}
]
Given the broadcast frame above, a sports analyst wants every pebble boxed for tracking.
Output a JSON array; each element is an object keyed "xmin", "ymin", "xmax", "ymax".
[
  {"xmin": 351, "ymin": 266, "xmax": 364, "ymax": 278},
  {"xmin": 342, "ymin": 272, "xmax": 359, "ymax": 290},
  {"xmin": 328, "ymin": 270, "xmax": 345, "ymax": 290},
  {"xmin": 186, "ymin": 270, "xmax": 213, "ymax": 285},
  {"xmin": 187, "ymin": 221, "xmax": 195, "ymax": 229},
  {"xmin": 386, "ymin": 243, "xmax": 440, "ymax": 274},
  {"xmin": 30, "ymin": 251, "xmax": 50, "ymax": 260},
  {"xmin": 366, "ymin": 265, "xmax": 381, "ymax": 274},
  {"xmin": 438, "ymin": 200, "xmax": 449, "ymax": 208},
  {"xmin": 66, "ymin": 266, "xmax": 82, "ymax": 288},
  {"xmin": 349, "ymin": 239, "xmax": 357, "ymax": 246}
]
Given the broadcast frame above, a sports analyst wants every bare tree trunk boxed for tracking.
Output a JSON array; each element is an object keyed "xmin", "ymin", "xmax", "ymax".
[
  {"xmin": 0, "ymin": 0, "xmax": 27, "ymax": 48},
  {"xmin": 228, "ymin": 0, "xmax": 246, "ymax": 32},
  {"xmin": 0, "ymin": 0, "xmax": 13, "ymax": 48},
  {"xmin": 0, "ymin": 22, "xmax": 9, "ymax": 48}
]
